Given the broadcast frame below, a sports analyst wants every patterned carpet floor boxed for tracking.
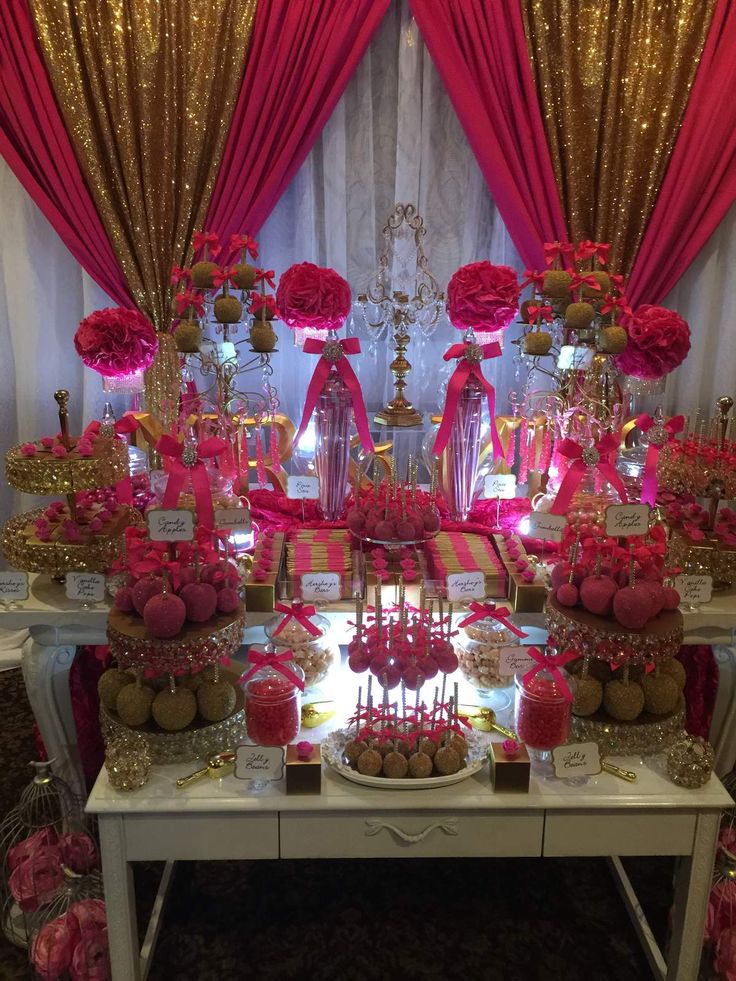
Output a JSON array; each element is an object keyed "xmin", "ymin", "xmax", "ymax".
[{"xmin": 0, "ymin": 667, "xmax": 705, "ymax": 981}]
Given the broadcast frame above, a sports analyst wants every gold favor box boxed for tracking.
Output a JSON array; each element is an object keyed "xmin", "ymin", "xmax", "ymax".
[
  {"xmin": 286, "ymin": 743, "xmax": 322, "ymax": 795},
  {"xmin": 489, "ymin": 741, "xmax": 531, "ymax": 793}
]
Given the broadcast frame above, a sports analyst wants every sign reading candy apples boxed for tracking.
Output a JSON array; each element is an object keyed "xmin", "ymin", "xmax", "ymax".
[
  {"xmin": 446, "ymin": 571, "xmax": 485, "ymax": 602},
  {"xmin": 287, "ymin": 476, "xmax": 320, "ymax": 500},
  {"xmin": 526, "ymin": 512, "xmax": 566, "ymax": 543},
  {"xmin": 0, "ymin": 572, "xmax": 28, "ymax": 601},
  {"xmin": 484, "ymin": 474, "xmax": 517, "ymax": 499},
  {"xmin": 147, "ymin": 509, "xmax": 195, "ymax": 542},
  {"xmin": 301, "ymin": 573, "xmax": 340, "ymax": 603},
  {"xmin": 605, "ymin": 504, "xmax": 650, "ymax": 537}
]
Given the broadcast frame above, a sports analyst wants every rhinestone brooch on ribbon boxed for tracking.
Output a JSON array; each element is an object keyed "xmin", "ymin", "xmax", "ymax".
[
  {"xmin": 322, "ymin": 341, "xmax": 344, "ymax": 363},
  {"xmin": 582, "ymin": 446, "xmax": 600, "ymax": 467},
  {"xmin": 464, "ymin": 343, "xmax": 484, "ymax": 364}
]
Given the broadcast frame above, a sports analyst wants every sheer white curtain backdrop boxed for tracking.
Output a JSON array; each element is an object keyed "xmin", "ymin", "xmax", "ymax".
[{"xmin": 0, "ymin": 0, "xmax": 733, "ymax": 529}]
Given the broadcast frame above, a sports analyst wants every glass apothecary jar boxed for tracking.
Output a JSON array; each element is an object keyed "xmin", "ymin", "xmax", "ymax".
[
  {"xmin": 264, "ymin": 611, "xmax": 338, "ymax": 691},
  {"xmin": 243, "ymin": 661, "xmax": 304, "ymax": 745},
  {"xmin": 515, "ymin": 669, "xmax": 571, "ymax": 756}
]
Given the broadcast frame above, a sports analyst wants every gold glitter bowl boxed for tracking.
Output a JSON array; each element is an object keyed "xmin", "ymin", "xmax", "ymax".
[
  {"xmin": 571, "ymin": 698, "xmax": 685, "ymax": 756},
  {"xmin": 546, "ymin": 594, "xmax": 684, "ymax": 666},
  {"xmin": 100, "ymin": 690, "xmax": 246, "ymax": 765},
  {"xmin": 107, "ymin": 605, "xmax": 246, "ymax": 675},
  {"xmin": 1, "ymin": 506, "xmax": 142, "ymax": 575},
  {"xmin": 6, "ymin": 438, "xmax": 129, "ymax": 495}
]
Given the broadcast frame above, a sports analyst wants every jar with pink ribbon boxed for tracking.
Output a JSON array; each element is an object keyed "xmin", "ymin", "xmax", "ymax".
[
  {"xmin": 514, "ymin": 647, "xmax": 575, "ymax": 759},
  {"xmin": 241, "ymin": 648, "xmax": 305, "ymax": 746},
  {"xmin": 265, "ymin": 604, "xmax": 338, "ymax": 691}
]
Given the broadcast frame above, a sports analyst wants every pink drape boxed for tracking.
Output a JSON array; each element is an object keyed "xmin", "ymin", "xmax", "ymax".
[
  {"xmin": 0, "ymin": 0, "xmax": 132, "ymax": 308},
  {"xmin": 409, "ymin": 0, "xmax": 567, "ymax": 270},
  {"xmin": 206, "ymin": 0, "xmax": 390, "ymax": 240},
  {"xmin": 627, "ymin": 0, "xmax": 736, "ymax": 306}
]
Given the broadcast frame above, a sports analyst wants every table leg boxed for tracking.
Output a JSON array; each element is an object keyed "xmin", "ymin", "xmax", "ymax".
[
  {"xmin": 99, "ymin": 814, "xmax": 140, "ymax": 981},
  {"xmin": 666, "ymin": 809, "xmax": 719, "ymax": 980},
  {"xmin": 21, "ymin": 637, "xmax": 86, "ymax": 798}
]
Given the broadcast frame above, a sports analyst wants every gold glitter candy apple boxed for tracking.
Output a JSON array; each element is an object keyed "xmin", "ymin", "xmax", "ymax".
[
  {"xmin": 564, "ymin": 301, "xmax": 595, "ymax": 329},
  {"xmin": 249, "ymin": 320, "xmax": 277, "ymax": 353},
  {"xmin": 232, "ymin": 262, "xmax": 257, "ymax": 290},
  {"xmin": 174, "ymin": 320, "xmax": 203, "ymax": 353},
  {"xmin": 98, "ymin": 668, "xmax": 134, "ymax": 711},
  {"xmin": 214, "ymin": 293, "xmax": 243, "ymax": 324},
  {"xmin": 659, "ymin": 657, "xmax": 687, "ymax": 691},
  {"xmin": 583, "ymin": 271, "xmax": 611, "ymax": 297},
  {"xmin": 196, "ymin": 678, "xmax": 237, "ymax": 723},
  {"xmin": 572, "ymin": 675, "xmax": 603, "ymax": 717},
  {"xmin": 603, "ymin": 679, "xmax": 645, "ymax": 721},
  {"xmin": 191, "ymin": 260, "xmax": 218, "ymax": 289},
  {"xmin": 152, "ymin": 686, "xmax": 197, "ymax": 731},
  {"xmin": 641, "ymin": 672, "xmax": 680, "ymax": 715},
  {"xmin": 542, "ymin": 269, "xmax": 572, "ymax": 299},
  {"xmin": 116, "ymin": 679, "xmax": 155, "ymax": 727},
  {"xmin": 599, "ymin": 325, "xmax": 628, "ymax": 354},
  {"xmin": 524, "ymin": 331, "xmax": 553, "ymax": 356}
]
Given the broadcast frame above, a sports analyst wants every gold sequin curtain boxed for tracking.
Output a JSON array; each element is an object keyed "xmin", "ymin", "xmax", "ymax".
[
  {"xmin": 522, "ymin": 0, "xmax": 716, "ymax": 274},
  {"xmin": 30, "ymin": 0, "xmax": 257, "ymax": 330}
]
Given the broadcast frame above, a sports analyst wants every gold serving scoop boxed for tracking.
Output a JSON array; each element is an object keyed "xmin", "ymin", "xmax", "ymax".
[
  {"xmin": 176, "ymin": 751, "xmax": 236, "ymax": 790},
  {"xmin": 458, "ymin": 704, "xmax": 517, "ymax": 740},
  {"xmin": 600, "ymin": 760, "xmax": 638, "ymax": 783}
]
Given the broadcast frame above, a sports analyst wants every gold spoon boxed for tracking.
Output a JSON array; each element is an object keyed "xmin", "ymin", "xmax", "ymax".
[
  {"xmin": 458, "ymin": 704, "xmax": 517, "ymax": 740},
  {"xmin": 176, "ymin": 751, "xmax": 236, "ymax": 790}
]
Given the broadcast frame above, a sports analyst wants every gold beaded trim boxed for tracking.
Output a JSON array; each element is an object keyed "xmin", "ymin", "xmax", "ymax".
[
  {"xmin": 6, "ymin": 438, "xmax": 128, "ymax": 494},
  {"xmin": 545, "ymin": 603, "xmax": 684, "ymax": 666}
]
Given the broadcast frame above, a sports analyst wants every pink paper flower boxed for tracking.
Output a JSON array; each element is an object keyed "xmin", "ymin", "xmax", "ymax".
[
  {"xmin": 20, "ymin": 442, "xmax": 37, "ymax": 456},
  {"xmin": 74, "ymin": 307, "xmax": 158, "ymax": 379},
  {"xmin": 614, "ymin": 305, "xmax": 691, "ymax": 380},
  {"xmin": 7, "ymin": 827, "xmax": 58, "ymax": 871},
  {"xmin": 502, "ymin": 738, "xmax": 520, "ymax": 756},
  {"xmin": 89, "ymin": 518, "xmax": 103, "ymax": 532},
  {"xmin": 296, "ymin": 740, "xmax": 314, "ymax": 760},
  {"xmin": 447, "ymin": 261, "xmax": 520, "ymax": 331},
  {"xmin": 63, "ymin": 523, "xmax": 82, "ymax": 543},
  {"xmin": 276, "ymin": 262, "xmax": 351, "ymax": 331},
  {"xmin": 9, "ymin": 846, "xmax": 64, "ymax": 912},
  {"xmin": 70, "ymin": 926, "xmax": 110, "ymax": 981},
  {"xmin": 31, "ymin": 913, "xmax": 79, "ymax": 980},
  {"xmin": 59, "ymin": 832, "xmax": 98, "ymax": 874}
]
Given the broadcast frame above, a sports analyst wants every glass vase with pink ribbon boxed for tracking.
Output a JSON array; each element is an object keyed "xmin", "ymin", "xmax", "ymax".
[{"xmin": 278, "ymin": 262, "xmax": 374, "ymax": 521}]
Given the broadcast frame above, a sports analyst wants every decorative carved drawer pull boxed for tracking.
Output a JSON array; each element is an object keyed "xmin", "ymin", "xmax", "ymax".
[{"xmin": 364, "ymin": 819, "xmax": 459, "ymax": 843}]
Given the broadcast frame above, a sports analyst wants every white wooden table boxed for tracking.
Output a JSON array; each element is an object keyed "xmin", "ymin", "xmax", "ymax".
[{"xmin": 87, "ymin": 753, "xmax": 732, "ymax": 981}]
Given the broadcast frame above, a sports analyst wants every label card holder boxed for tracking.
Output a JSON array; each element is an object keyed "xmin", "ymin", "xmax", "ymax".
[
  {"xmin": 552, "ymin": 742, "xmax": 602, "ymax": 778},
  {"xmin": 66, "ymin": 572, "xmax": 105, "ymax": 604},
  {"xmin": 215, "ymin": 507, "xmax": 252, "ymax": 533},
  {"xmin": 484, "ymin": 474, "xmax": 517, "ymax": 499},
  {"xmin": 674, "ymin": 574, "xmax": 713, "ymax": 606},
  {"xmin": 526, "ymin": 512, "xmax": 566, "ymax": 543},
  {"xmin": 605, "ymin": 504, "xmax": 650, "ymax": 538},
  {"xmin": 499, "ymin": 646, "xmax": 537, "ymax": 676},
  {"xmin": 235, "ymin": 746, "xmax": 285, "ymax": 782},
  {"xmin": 147, "ymin": 509, "xmax": 195, "ymax": 542},
  {"xmin": 287, "ymin": 476, "xmax": 320, "ymax": 500},
  {"xmin": 300, "ymin": 573, "xmax": 341, "ymax": 603},
  {"xmin": 446, "ymin": 571, "xmax": 485, "ymax": 602},
  {"xmin": 0, "ymin": 571, "xmax": 29, "ymax": 603}
]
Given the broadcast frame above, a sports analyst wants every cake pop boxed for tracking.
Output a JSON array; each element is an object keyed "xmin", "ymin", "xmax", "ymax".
[
  {"xmin": 434, "ymin": 746, "xmax": 461, "ymax": 775},
  {"xmin": 356, "ymin": 748, "xmax": 383, "ymax": 776},
  {"xmin": 343, "ymin": 739, "xmax": 368, "ymax": 765},
  {"xmin": 382, "ymin": 751, "xmax": 409, "ymax": 778},
  {"xmin": 408, "ymin": 752, "xmax": 433, "ymax": 778}
]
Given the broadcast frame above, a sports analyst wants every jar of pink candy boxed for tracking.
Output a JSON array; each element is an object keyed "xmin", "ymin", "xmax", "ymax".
[
  {"xmin": 242, "ymin": 650, "xmax": 305, "ymax": 746},
  {"xmin": 514, "ymin": 652, "xmax": 573, "ymax": 758}
]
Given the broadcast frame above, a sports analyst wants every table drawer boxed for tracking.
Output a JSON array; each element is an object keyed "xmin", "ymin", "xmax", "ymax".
[
  {"xmin": 124, "ymin": 813, "xmax": 278, "ymax": 860},
  {"xmin": 544, "ymin": 809, "xmax": 696, "ymax": 857},
  {"xmin": 280, "ymin": 810, "xmax": 543, "ymax": 859}
]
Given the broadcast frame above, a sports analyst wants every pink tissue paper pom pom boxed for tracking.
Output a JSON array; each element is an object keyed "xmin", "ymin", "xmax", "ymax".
[
  {"xmin": 74, "ymin": 307, "xmax": 158, "ymax": 379},
  {"xmin": 614, "ymin": 305, "xmax": 691, "ymax": 380},
  {"xmin": 276, "ymin": 262, "xmax": 352, "ymax": 332},
  {"xmin": 447, "ymin": 261, "xmax": 520, "ymax": 331}
]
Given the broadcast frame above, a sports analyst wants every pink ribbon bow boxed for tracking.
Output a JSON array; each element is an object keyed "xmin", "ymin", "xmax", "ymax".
[
  {"xmin": 544, "ymin": 241, "xmax": 576, "ymax": 267},
  {"xmin": 171, "ymin": 265, "xmax": 191, "ymax": 286},
  {"xmin": 227, "ymin": 233, "xmax": 259, "ymax": 261},
  {"xmin": 636, "ymin": 413, "xmax": 685, "ymax": 506},
  {"xmin": 570, "ymin": 272, "xmax": 601, "ymax": 295},
  {"xmin": 522, "ymin": 646, "xmax": 577, "ymax": 702},
  {"xmin": 84, "ymin": 416, "xmax": 140, "ymax": 504},
  {"xmin": 295, "ymin": 336, "xmax": 375, "ymax": 453},
  {"xmin": 192, "ymin": 230, "xmax": 221, "ymax": 259},
  {"xmin": 249, "ymin": 292, "xmax": 279, "ymax": 318},
  {"xmin": 432, "ymin": 341, "xmax": 504, "ymax": 460},
  {"xmin": 273, "ymin": 601, "xmax": 320, "ymax": 638},
  {"xmin": 240, "ymin": 649, "xmax": 305, "ymax": 691},
  {"xmin": 457, "ymin": 601, "xmax": 528, "ymax": 638},
  {"xmin": 601, "ymin": 293, "xmax": 633, "ymax": 318},
  {"xmin": 254, "ymin": 268, "xmax": 276, "ymax": 289},
  {"xmin": 550, "ymin": 433, "xmax": 628, "ymax": 515},
  {"xmin": 527, "ymin": 304, "xmax": 553, "ymax": 324},
  {"xmin": 155, "ymin": 434, "xmax": 227, "ymax": 530},
  {"xmin": 576, "ymin": 240, "xmax": 610, "ymax": 265},
  {"xmin": 175, "ymin": 290, "xmax": 205, "ymax": 317},
  {"xmin": 212, "ymin": 266, "xmax": 238, "ymax": 289},
  {"xmin": 521, "ymin": 269, "xmax": 545, "ymax": 290}
]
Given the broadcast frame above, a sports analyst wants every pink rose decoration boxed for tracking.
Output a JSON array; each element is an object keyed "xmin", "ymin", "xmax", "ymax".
[
  {"xmin": 276, "ymin": 262, "xmax": 352, "ymax": 331},
  {"xmin": 31, "ymin": 913, "xmax": 79, "ymax": 980},
  {"xmin": 20, "ymin": 442, "xmax": 37, "ymax": 456},
  {"xmin": 447, "ymin": 261, "xmax": 520, "ymax": 331},
  {"xmin": 715, "ymin": 927, "xmax": 736, "ymax": 981},
  {"xmin": 296, "ymin": 740, "xmax": 314, "ymax": 760},
  {"xmin": 59, "ymin": 832, "xmax": 98, "ymax": 874},
  {"xmin": 77, "ymin": 441, "xmax": 94, "ymax": 457},
  {"xmin": 7, "ymin": 827, "xmax": 58, "ymax": 871},
  {"xmin": 9, "ymin": 846, "xmax": 64, "ymax": 912},
  {"xmin": 69, "ymin": 898, "xmax": 107, "ymax": 934},
  {"xmin": 74, "ymin": 307, "xmax": 158, "ymax": 378},
  {"xmin": 70, "ymin": 926, "xmax": 111, "ymax": 981},
  {"xmin": 51, "ymin": 445, "xmax": 68, "ymax": 458},
  {"xmin": 41, "ymin": 436, "xmax": 55, "ymax": 448},
  {"xmin": 614, "ymin": 305, "xmax": 691, "ymax": 380},
  {"xmin": 711, "ymin": 879, "xmax": 736, "ymax": 938}
]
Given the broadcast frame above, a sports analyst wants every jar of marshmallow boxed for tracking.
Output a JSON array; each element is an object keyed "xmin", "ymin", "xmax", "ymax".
[{"xmin": 265, "ymin": 608, "xmax": 339, "ymax": 690}]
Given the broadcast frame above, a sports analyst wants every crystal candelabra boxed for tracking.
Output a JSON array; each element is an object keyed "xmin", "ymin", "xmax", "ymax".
[{"xmin": 356, "ymin": 203, "xmax": 445, "ymax": 428}]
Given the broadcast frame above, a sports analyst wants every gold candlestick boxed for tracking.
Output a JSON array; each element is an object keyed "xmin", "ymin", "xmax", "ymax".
[{"xmin": 373, "ymin": 295, "xmax": 423, "ymax": 427}]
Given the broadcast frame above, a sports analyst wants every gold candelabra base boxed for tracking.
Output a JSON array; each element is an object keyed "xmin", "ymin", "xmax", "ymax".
[{"xmin": 374, "ymin": 402, "xmax": 423, "ymax": 427}]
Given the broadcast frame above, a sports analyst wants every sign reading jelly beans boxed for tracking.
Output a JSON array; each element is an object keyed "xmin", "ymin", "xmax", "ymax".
[
  {"xmin": 0, "ymin": 571, "xmax": 29, "ymax": 602},
  {"xmin": 287, "ymin": 476, "xmax": 320, "ymax": 500},
  {"xmin": 552, "ymin": 742, "xmax": 601, "ymax": 778},
  {"xmin": 446, "ymin": 571, "xmax": 485, "ymax": 602},
  {"xmin": 234, "ymin": 746, "xmax": 285, "ymax": 782}
]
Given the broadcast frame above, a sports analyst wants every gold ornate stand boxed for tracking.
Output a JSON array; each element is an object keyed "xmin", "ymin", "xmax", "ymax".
[{"xmin": 373, "ymin": 296, "xmax": 423, "ymax": 427}]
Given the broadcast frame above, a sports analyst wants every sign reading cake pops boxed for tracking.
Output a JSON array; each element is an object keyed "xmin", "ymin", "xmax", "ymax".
[
  {"xmin": 65, "ymin": 572, "xmax": 105, "ymax": 603},
  {"xmin": 605, "ymin": 504, "xmax": 650, "ymax": 537},
  {"xmin": 287, "ymin": 476, "xmax": 320, "ymax": 500},
  {"xmin": 674, "ymin": 574, "xmax": 713, "ymax": 606},
  {"xmin": 447, "ymin": 571, "xmax": 485, "ymax": 601},
  {"xmin": 526, "ymin": 512, "xmax": 566, "ymax": 543},
  {"xmin": 147, "ymin": 508, "xmax": 195, "ymax": 542},
  {"xmin": 484, "ymin": 474, "xmax": 517, "ymax": 499}
]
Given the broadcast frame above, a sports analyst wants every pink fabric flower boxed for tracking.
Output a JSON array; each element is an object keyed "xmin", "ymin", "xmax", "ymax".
[
  {"xmin": 77, "ymin": 441, "xmax": 94, "ymax": 457},
  {"xmin": 9, "ymin": 846, "xmax": 64, "ymax": 912},
  {"xmin": 31, "ymin": 913, "xmax": 79, "ymax": 980},
  {"xmin": 69, "ymin": 898, "xmax": 107, "ymax": 934},
  {"xmin": 51, "ymin": 445, "xmax": 68, "ymax": 458},
  {"xmin": 296, "ymin": 740, "xmax": 314, "ymax": 760},
  {"xmin": 276, "ymin": 262, "xmax": 351, "ymax": 331},
  {"xmin": 447, "ymin": 261, "xmax": 520, "ymax": 331},
  {"xmin": 7, "ymin": 827, "xmax": 58, "ymax": 871},
  {"xmin": 20, "ymin": 442, "xmax": 37, "ymax": 456},
  {"xmin": 715, "ymin": 927, "xmax": 736, "ymax": 980},
  {"xmin": 70, "ymin": 926, "xmax": 110, "ymax": 981},
  {"xmin": 614, "ymin": 304, "xmax": 691, "ymax": 380},
  {"xmin": 74, "ymin": 307, "xmax": 158, "ymax": 378},
  {"xmin": 41, "ymin": 436, "xmax": 55, "ymax": 448},
  {"xmin": 58, "ymin": 832, "xmax": 98, "ymax": 874}
]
